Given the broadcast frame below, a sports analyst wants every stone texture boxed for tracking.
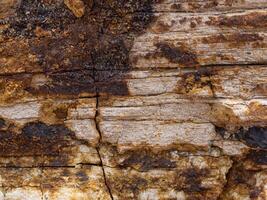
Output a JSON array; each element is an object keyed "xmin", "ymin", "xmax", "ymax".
[{"xmin": 0, "ymin": 0, "xmax": 267, "ymax": 199}]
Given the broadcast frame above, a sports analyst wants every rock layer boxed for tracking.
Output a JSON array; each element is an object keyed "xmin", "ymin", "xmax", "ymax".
[{"xmin": 0, "ymin": 0, "xmax": 267, "ymax": 199}]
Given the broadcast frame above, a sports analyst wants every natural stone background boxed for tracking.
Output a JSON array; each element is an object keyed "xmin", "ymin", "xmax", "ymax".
[{"xmin": 0, "ymin": 0, "xmax": 267, "ymax": 199}]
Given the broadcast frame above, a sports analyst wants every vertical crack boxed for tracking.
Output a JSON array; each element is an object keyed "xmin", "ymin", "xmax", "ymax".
[
  {"xmin": 94, "ymin": 93, "xmax": 114, "ymax": 200},
  {"xmin": 216, "ymin": 158, "xmax": 235, "ymax": 200},
  {"xmin": 96, "ymin": 148, "xmax": 114, "ymax": 200}
]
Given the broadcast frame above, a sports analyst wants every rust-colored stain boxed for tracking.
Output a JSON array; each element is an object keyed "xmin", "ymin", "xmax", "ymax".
[
  {"xmin": 0, "ymin": 0, "xmax": 267, "ymax": 199},
  {"xmin": 219, "ymin": 157, "xmax": 266, "ymax": 200},
  {"xmin": 202, "ymin": 33, "xmax": 264, "ymax": 45},
  {"xmin": 0, "ymin": 121, "xmax": 76, "ymax": 156},
  {"xmin": 144, "ymin": 42, "xmax": 199, "ymax": 67},
  {"xmin": 155, "ymin": 42, "xmax": 199, "ymax": 67},
  {"xmin": 180, "ymin": 68, "xmax": 215, "ymax": 95},
  {"xmin": 206, "ymin": 12, "xmax": 267, "ymax": 28},
  {"xmin": 119, "ymin": 150, "xmax": 177, "ymax": 172},
  {"xmin": 247, "ymin": 150, "xmax": 267, "ymax": 165},
  {"xmin": 178, "ymin": 168, "xmax": 210, "ymax": 193},
  {"xmin": 1, "ymin": 0, "xmax": 159, "ymax": 96}
]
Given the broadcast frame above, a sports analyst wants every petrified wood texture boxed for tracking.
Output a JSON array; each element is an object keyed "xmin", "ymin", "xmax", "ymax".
[{"xmin": 0, "ymin": 0, "xmax": 267, "ymax": 199}]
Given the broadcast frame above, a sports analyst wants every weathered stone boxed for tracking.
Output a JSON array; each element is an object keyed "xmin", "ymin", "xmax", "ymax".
[
  {"xmin": 64, "ymin": 0, "xmax": 86, "ymax": 18},
  {"xmin": 0, "ymin": 0, "xmax": 267, "ymax": 199}
]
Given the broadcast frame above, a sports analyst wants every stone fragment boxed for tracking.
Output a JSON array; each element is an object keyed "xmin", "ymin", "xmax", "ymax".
[{"xmin": 64, "ymin": 0, "xmax": 85, "ymax": 18}]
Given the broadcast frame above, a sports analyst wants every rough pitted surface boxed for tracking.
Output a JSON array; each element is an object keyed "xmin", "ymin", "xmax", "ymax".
[
  {"xmin": 1, "ymin": 0, "xmax": 158, "ymax": 96},
  {"xmin": 0, "ymin": 0, "xmax": 267, "ymax": 199}
]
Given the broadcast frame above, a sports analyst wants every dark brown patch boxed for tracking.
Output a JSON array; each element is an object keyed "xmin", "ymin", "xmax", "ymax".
[
  {"xmin": 215, "ymin": 126, "xmax": 227, "ymax": 138},
  {"xmin": 179, "ymin": 17, "xmax": 187, "ymax": 24},
  {"xmin": 2, "ymin": 0, "xmax": 159, "ymax": 96},
  {"xmin": 231, "ymin": 167, "xmax": 254, "ymax": 185},
  {"xmin": 247, "ymin": 150, "xmax": 267, "ymax": 165},
  {"xmin": 3, "ymin": 0, "xmax": 75, "ymax": 37},
  {"xmin": 152, "ymin": 42, "xmax": 199, "ymax": 67},
  {"xmin": 0, "ymin": 118, "xmax": 6, "ymax": 129},
  {"xmin": 152, "ymin": 20, "xmax": 174, "ymax": 33},
  {"xmin": 111, "ymin": 175, "xmax": 148, "ymax": 197},
  {"xmin": 203, "ymin": 0, "xmax": 218, "ymax": 9},
  {"xmin": 27, "ymin": 70, "xmax": 95, "ymax": 96},
  {"xmin": 0, "ymin": 0, "xmax": 21, "ymax": 19},
  {"xmin": 254, "ymin": 83, "xmax": 267, "ymax": 96},
  {"xmin": 190, "ymin": 21, "xmax": 196, "ymax": 28},
  {"xmin": 179, "ymin": 168, "xmax": 210, "ymax": 193},
  {"xmin": 187, "ymin": 0, "xmax": 219, "ymax": 10},
  {"xmin": 202, "ymin": 33, "xmax": 263, "ymax": 44},
  {"xmin": 188, "ymin": 2, "xmax": 202, "ymax": 10},
  {"xmin": 0, "ymin": 121, "xmax": 76, "ymax": 156},
  {"xmin": 225, "ymin": 0, "xmax": 235, "ymax": 6},
  {"xmin": 250, "ymin": 187, "xmax": 261, "ymax": 199},
  {"xmin": 206, "ymin": 12, "xmax": 267, "ymax": 28},
  {"xmin": 171, "ymin": 3, "xmax": 182, "ymax": 10},
  {"xmin": 236, "ymin": 127, "xmax": 267, "ymax": 149},
  {"xmin": 181, "ymin": 68, "xmax": 214, "ymax": 94},
  {"xmin": 48, "ymin": 155, "xmax": 71, "ymax": 166},
  {"xmin": 120, "ymin": 151, "xmax": 176, "ymax": 172},
  {"xmin": 62, "ymin": 169, "xmax": 71, "ymax": 176},
  {"xmin": 53, "ymin": 107, "xmax": 68, "ymax": 119},
  {"xmin": 76, "ymin": 171, "xmax": 89, "ymax": 182},
  {"xmin": 220, "ymin": 159, "xmax": 264, "ymax": 200}
]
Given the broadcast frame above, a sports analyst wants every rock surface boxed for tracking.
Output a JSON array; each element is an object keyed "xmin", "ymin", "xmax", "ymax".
[{"xmin": 0, "ymin": 0, "xmax": 267, "ymax": 199}]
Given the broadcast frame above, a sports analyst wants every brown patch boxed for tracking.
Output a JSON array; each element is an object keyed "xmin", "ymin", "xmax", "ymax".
[
  {"xmin": 109, "ymin": 174, "xmax": 148, "ymax": 198},
  {"xmin": 64, "ymin": 0, "xmax": 86, "ymax": 18},
  {"xmin": 171, "ymin": 3, "xmax": 182, "ymax": 10},
  {"xmin": 247, "ymin": 102, "xmax": 267, "ymax": 120},
  {"xmin": 40, "ymin": 101, "xmax": 75, "ymax": 124},
  {"xmin": 206, "ymin": 12, "xmax": 267, "ymax": 28},
  {"xmin": 53, "ymin": 107, "xmax": 68, "ymax": 120},
  {"xmin": 250, "ymin": 187, "xmax": 262, "ymax": 199},
  {"xmin": 188, "ymin": 2, "xmax": 201, "ymax": 10},
  {"xmin": 247, "ymin": 150, "xmax": 267, "ymax": 165},
  {"xmin": 179, "ymin": 17, "xmax": 187, "ymax": 24},
  {"xmin": 120, "ymin": 151, "xmax": 176, "ymax": 171},
  {"xmin": 229, "ymin": 165, "xmax": 255, "ymax": 185},
  {"xmin": 203, "ymin": 0, "xmax": 218, "ymax": 9},
  {"xmin": 27, "ymin": 70, "xmax": 95, "ymax": 96},
  {"xmin": 225, "ymin": 0, "xmax": 235, "ymax": 6},
  {"xmin": 202, "ymin": 33, "xmax": 263, "ymax": 45},
  {"xmin": 219, "ymin": 159, "xmax": 265, "ymax": 200},
  {"xmin": 0, "ymin": 39, "xmax": 41, "ymax": 75},
  {"xmin": 148, "ymin": 42, "xmax": 199, "ymax": 67},
  {"xmin": 152, "ymin": 20, "xmax": 175, "ymax": 33},
  {"xmin": 181, "ymin": 69, "xmax": 214, "ymax": 95},
  {"xmin": 215, "ymin": 126, "xmax": 227, "ymax": 139},
  {"xmin": 0, "ymin": 0, "xmax": 21, "ymax": 19},
  {"xmin": 187, "ymin": 1, "xmax": 219, "ymax": 10},
  {"xmin": 76, "ymin": 171, "xmax": 89, "ymax": 182},
  {"xmin": 211, "ymin": 103, "xmax": 241, "ymax": 131},
  {"xmin": 0, "ymin": 74, "xmax": 33, "ymax": 103},
  {"xmin": 105, "ymin": 154, "xmax": 229, "ymax": 199},
  {"xmin": 61, "ymin": 169, "xmax": 71, "ymax": 176},
  {"xmin": 2, "ymin": 0, "xmax": 159, "ymax": 96},
  {"xmin": 0, "ymin": 121, "xmax": 77, "ymax": 156},
  {"xmin": 254, "ymin": 83, "xmax": 267, "ymax": 96},
  {"xmin": 190, "ymin": 22, "xmax": 196, "ymax": 28},
  {"xmin": 178, "ymin": 168, "xmax": 210, "ymax": 193}
]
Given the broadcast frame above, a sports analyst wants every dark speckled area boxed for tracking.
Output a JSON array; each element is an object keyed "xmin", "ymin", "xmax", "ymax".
[{"xmin": 2, "ymin": 0, "xmax": 158, "ymax": 96}]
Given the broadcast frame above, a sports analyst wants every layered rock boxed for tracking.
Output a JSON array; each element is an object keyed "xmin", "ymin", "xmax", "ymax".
[{"xmin": 0, "ymin": 0, "xmax": 267, "ymax": 199}]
